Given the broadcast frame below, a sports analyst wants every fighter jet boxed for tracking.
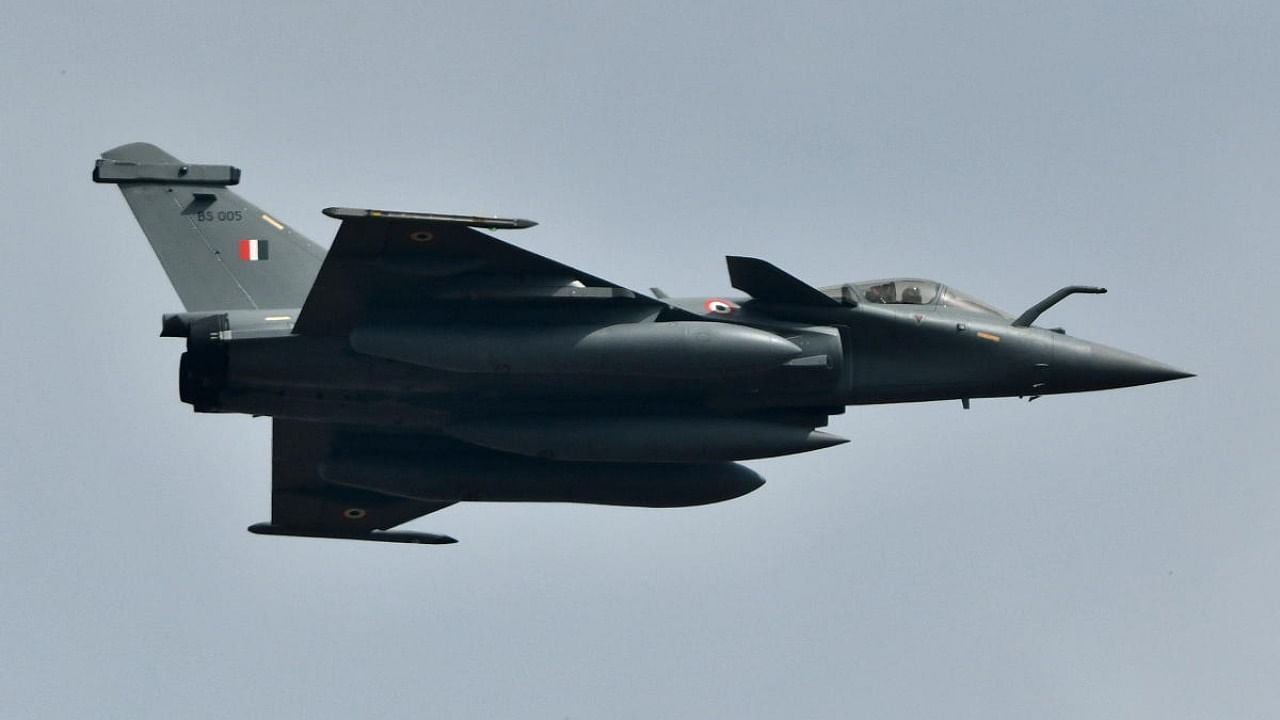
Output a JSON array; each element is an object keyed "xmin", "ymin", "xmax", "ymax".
[{"xmin": 95, "ymin": 142, "xmax": 1192, "ymax": 544}]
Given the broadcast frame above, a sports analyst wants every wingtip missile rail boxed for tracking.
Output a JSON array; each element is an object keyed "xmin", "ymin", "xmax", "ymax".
[
  {"xmin": 322, "ymin": 207, "xmax": 537, "ymax": 229},
  {"xmin": 247, "ymin": 523, "xmax": 458, "ymax": 545}
]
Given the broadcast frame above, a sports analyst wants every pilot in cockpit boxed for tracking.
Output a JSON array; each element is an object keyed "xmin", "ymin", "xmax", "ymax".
[
  {"xmin": 901, "ymin": 286, "xmax": 923, "ymax": 304},
  {"xmin": 864, "ymin": 283, "xmax": 893, "ymax": 303}
]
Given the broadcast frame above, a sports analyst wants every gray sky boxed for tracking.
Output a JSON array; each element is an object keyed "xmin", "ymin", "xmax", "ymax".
[{"xmin": 2, "ymin": 1, "xmax": 1275, "ymax": 717}]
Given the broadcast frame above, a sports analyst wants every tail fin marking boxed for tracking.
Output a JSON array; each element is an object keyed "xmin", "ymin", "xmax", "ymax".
[{"xmin": 96, "ymin": 142, "xmax": 324, "ymax": 312}]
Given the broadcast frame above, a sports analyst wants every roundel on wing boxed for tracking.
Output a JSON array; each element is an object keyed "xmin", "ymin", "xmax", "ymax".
[{"xmin": 704, "ymin": 298, "xmax": 738, "ymax": 315}]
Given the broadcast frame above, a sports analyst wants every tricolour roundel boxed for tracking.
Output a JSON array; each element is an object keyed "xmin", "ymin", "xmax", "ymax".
[{"xmin": 704, "ymin": 298, "xmax": 737, "ymax": 314}]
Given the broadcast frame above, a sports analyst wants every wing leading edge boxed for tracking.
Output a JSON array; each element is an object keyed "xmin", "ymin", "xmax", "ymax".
[{"xmin": 294, "ymin": 208, "xmax": 684, "ymax": 335}]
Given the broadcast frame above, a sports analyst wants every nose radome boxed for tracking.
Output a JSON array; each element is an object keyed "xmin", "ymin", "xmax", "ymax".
[
  {"xmin": 1052, "ymin": 335, "xmax": 1194, "ymax": 392},
  {"xmin": 1089, "ymin": 344, "xmax": 1194, "ymax": 388}
]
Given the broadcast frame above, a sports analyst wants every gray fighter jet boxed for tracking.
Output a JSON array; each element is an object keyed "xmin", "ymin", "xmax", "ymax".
[{"xmin": 95, "ymin": 143, "xmax": 1192, "ymax": 544}]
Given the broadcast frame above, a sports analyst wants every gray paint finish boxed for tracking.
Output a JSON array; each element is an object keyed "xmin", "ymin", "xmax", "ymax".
[
  {"xmin": 97, "ymin": 143, "xmax": 1188, "ymax": 543},
  {"xmin": 97, "ymin": 143, "xmax": 325, "ymax": 311},
  {"xmin": 1, "ymin": 3, "xmax": 1271, "ymax": 719}
]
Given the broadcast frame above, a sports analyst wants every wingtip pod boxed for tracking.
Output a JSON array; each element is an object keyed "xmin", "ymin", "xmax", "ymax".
[{"xmin": 322, "ymin": 207, "xmax": 537, "ymax": 229}]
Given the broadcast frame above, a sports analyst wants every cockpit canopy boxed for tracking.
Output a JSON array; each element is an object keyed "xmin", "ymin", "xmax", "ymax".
[{"xmin": 821, "ymin": 278, "xmax": 1010, "ymax": 318}]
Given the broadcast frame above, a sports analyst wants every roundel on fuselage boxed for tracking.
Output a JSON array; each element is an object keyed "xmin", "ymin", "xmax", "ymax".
[{"xmin": 704, "ymin": 298, "xmax": 737, "ymax": 315}]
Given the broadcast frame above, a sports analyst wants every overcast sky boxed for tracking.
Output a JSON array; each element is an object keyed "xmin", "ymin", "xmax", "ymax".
[{"xmin": 2, "ymin": 2, "xmax": 1276, "ymax": 718}]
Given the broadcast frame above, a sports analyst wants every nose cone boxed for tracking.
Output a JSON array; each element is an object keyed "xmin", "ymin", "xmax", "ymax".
[{"xmin": 1052, "ymin": 335, "xmax": 1194, "ymax": 393}]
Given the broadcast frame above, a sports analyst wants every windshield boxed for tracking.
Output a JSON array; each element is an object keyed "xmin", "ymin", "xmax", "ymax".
[{"xmin": 938, "ymin": 286, "xmax": 1010, "ymax": 318}]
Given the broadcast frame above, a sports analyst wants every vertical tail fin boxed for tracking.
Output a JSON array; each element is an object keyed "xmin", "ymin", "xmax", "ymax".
[{"xmin": 95, "ymin": 142, "xmax": 324, "ymax": 311}]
